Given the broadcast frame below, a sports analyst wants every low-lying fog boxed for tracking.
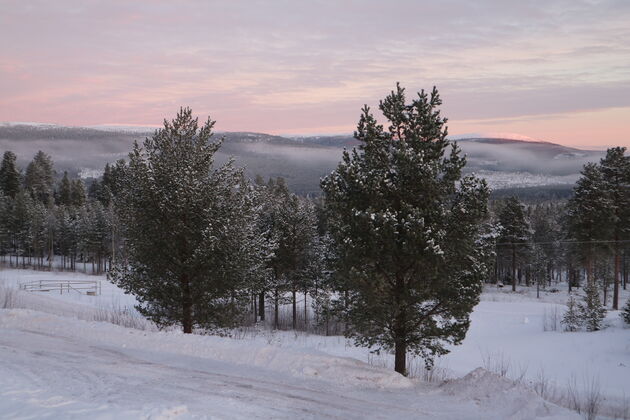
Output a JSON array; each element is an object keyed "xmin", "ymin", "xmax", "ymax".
[{"xmin": 0, "ymin": 125, "xmax": 604, "ymax": 194}]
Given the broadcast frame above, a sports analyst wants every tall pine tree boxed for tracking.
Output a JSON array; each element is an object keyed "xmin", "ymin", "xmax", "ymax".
[
  {"xmin": 110, "ymin": 108, "xmax": 262, "ymax": 333},
  {"xmin": 496, "ymin": 197, "xmax": 531, "ymax": 291},
  {"xmin": 0, "ymin": 151, "xmax": 20, "ymax": 199},
  {"xmin": 24, "ymin": 150, "xmax": 55, "ymax": 205},
  {"xmin": 599, "ymin": 147, "xmax": 630, "ymax": 309},
  {"xmin": 322, "ymin": 84, "xmax": 490, "ymax": 374}
]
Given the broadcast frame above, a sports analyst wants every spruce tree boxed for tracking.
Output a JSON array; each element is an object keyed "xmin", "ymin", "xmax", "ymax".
[
  {"xmin": 321, "ymin": 84, "xmax": 490, "ymax": 374},
  {"xmin": 621, "ymin": 298, "xmax": 630, "ymax": 325},
  {"xmin": 561, "ymin": 295, "xmax": 581, "ymax": 332},
  {"xmin": 580, "ymin": 282, "xmax": 607, "ymax": 331},
  {"xmin": 110, "ymin": 108, "xmax": 262, "ymax": 333},
  {"xmin": 0, "ymin": 151, "xmax": 21, "ymax": 199}
]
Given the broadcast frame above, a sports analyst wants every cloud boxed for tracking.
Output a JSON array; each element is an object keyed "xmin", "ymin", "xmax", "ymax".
[{"xmin": 1, "ymin": 0, "xmax": 629, "ymax": 146}]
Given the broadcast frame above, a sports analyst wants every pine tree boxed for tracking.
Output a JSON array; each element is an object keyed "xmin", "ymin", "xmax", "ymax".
[
  {"xmin": 24, "ymin": 151, "xmax": 55, "ymax": 205},
  {"xmin": 0, "ymin": 151, "xmax": 21, "ymax": 199},
  {"xmin": 599, "ymin": 147, "xmax": 630, "ymax": 310},
  {"xmin": 621, "ymin": 298, "xmax": 630, "ymax": 325},
  {"xmin": 57, "ymin": 171, "xmax": 72, "ymax": 206},
  {"xmin": 580, "ymin": 281, "xmax": 607, "ymax": 331},
  {"xmin": 321, "ymin": 84, "xmax": 490, "ymax": 374},
  {"xmin": 496, "ymin": 197, "xmax": 530, "ymax": 291},
  {"xmin": 566, "ymin": 163, "xmax": 613, "ymax": 285},
  {"xmin": 109, "ymin": 108, "xmax": 262, "ymax": 333},
  {"xmin": 70, "ymin": 179, "xmax": 86, "ymax": 207},
  {"xmin": 561, "ymin": 295, "xmax": 581, "ymax": 332}
]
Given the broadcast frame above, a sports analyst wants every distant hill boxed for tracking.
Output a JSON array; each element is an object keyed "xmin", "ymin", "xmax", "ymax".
[{"xmin": 0, "ymin": 123, "xmax": 605, "ymax": 196}]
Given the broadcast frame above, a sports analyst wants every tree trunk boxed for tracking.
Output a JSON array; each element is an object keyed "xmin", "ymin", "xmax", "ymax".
[
  {"xmin": 394, "ymin": 338, "xmax": 407, "ymax": 375},
  {"xmin": 258, "ymin": 292, "xmax": 265, "ymax": 321},
  {"xmin": 252, "ymin": 294, "xmax": 257, "ymax": 323},
  {"xmin": 586, "ymin": 252, "xmax": 593, "ymax": 286},
  {"xmin": 292, "ymin": 289, "xmax": 297, "ymax": 330},
  {"xmin": 304, "ymin": 290, "xmax": 308, "ymax": 330},
  {"xmin": 181, "ymin": 273, "xmax": 193, "ymax": 334},
  {"xmin": 624, "ymin": 253, "xmax": 628, "ymax": 290},
  {"xmin": 512, "ymin": 245, "xmax": 516, "ymax": 292},
  {"xmin": 613, "ymin": 241, "xmax": 620, "ymax": 310},
  {"xmin": 274, "ymin": 289, "xmax": 279, "ymax": 330}
]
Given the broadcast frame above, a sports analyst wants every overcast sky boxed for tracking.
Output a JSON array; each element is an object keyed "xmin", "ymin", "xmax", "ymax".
[{"xmin": 1, "ymin": 0, "xmax": 629, "ymax": 148}]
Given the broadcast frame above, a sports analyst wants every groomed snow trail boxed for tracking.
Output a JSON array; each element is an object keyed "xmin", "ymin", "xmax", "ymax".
[{"xmin": 0, "ymin": 308, "xmax": 578, "ymax": 419}]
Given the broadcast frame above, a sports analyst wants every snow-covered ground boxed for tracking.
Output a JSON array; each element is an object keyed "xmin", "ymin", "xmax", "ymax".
[{"xmin": 1, "ymin": 268, "xmax": 628, "ymax": 419}]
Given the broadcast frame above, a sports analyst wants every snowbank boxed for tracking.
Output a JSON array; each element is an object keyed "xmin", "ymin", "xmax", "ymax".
[
  {"xmin": 442, "ymin": 368, "xmax": 579, "ymax": 420},
  {"xmin": 0, "ymin": 308, "xmax": 411, "ymax": 390}
]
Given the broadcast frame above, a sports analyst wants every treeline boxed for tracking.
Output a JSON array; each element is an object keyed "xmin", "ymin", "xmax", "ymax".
[
  {"xmin": 492, "ymin": 147, "xmax": 630, "ymax": 311},
  {"xmin": 0, "ymin": 150, "xmax": 123, "ymax": 273}
]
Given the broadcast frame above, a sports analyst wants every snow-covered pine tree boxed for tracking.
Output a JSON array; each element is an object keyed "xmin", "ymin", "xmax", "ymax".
[
  {"xmin": 622, "ymin": 298, "xmax": 630, "ymax": 325},
  {"xmin": 70, "ymin": 179, "xmax": 86, "ymax": 207},
  {"xmin": 496, "ymin": 196, "xmax": 530, "ymax": 291},
  {"xmin": 110, "ymin": 108, "xmax": 263, "ymax": 333},
  {"xmin": 561, "ymin": 295, "xmax": 581, "ymax": 331},
  {"xmin": 57, "ymin": 171, "xmax": 72, "ymax": 206},
  {"xmin": 0, "ymin": 151, "xmax": 21, "ymax": 199},
  {"xmin": 566, "ymin": 163, "xmax": 613, "ymax": 286},
  {"xmin": 580, "ymin": 281, "xmax": 607, "ymax": 331},
  {"xmin": 321, "ymin": 84, "xmax": 490, "ymax": 375},
  {"xmin": 24, "ymin": 150, "xmax": 55, "ymax": 205},
  {"xmin": 599, "ymin": 147, "xmax": 630, "ymax": 310}
]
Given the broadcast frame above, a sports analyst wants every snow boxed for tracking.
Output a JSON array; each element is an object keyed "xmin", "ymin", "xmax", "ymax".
[
  {"xmin": 446, "ymin": 286, "xmax": 630, "ymax": 399},
  {"xmin": 2, "ymin": 268, "xmax": 624, "ymax": 418},
  {"xmin": 473, "ymin": 170, "xmax": 578, "ymax": 189},
  {"xmin": 442, "ymin": 368, "xmax": 573, "ymax": 420}
]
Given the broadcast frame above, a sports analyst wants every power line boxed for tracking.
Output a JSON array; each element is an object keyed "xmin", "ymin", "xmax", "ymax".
[{"xmin": 495, "ymin": 239, "xmax": 630, "ymax": 246}]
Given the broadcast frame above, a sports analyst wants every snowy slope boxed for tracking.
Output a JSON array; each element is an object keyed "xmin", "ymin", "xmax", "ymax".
[
  {"xmin": 0, "ymin": 270, "xmax": 584, "ymax": 419},
  {"xmin": 0, "ymin": 308, "xmax": 579, "ymax": 419}
]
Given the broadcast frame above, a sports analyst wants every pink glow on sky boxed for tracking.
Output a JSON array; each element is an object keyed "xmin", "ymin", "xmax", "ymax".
[{"xmin": 1, "ymin": 1, "xmax": 629, "ymax": 148}]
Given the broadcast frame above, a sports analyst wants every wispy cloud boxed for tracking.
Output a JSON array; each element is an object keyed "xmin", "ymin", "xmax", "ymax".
[{"xmin": 1, "ymin": 0, "xmax": 629, "ymax": 147}]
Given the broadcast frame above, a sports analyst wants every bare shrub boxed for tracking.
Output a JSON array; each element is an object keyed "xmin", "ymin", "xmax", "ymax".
[
  {"xmin": 231, "ymin": 325, "xmax": 258, "ymax": 340},
  {"xmin": 543, "ymin": 306, "xmax": 561, "ymax": 332},
  {"xmin": 583, "ymin": 376, "xmax": 602, "ymax": 420},
  {"xmin": 565, "ymin": 375, "xmax": 582, "ymax": 413},
  {"xmin": 558, "ymin": 374, "xmax": 606, "ymax": 420},
  {"xmin": 367, "ymin": 352, "xmax": 389, "ymax": 370},
  {"xmin": 92, "ymin": 305, "xmax": 154, "ymax": 331},
  {"xmin": 512, "ymin": 361, "xmax": 529, "ymax": 384},
  {"xmin": 481, "ymin": 350, "xmax": 511, "ymax": 377},
  {"xmin": 534, "ymin": 368, "xmax": 550, "ymax": 399},
  {"xmin": 407, "ymin": 356, "xmax": 451, "ymax": 383},
  {"xmin": 0, "ymin": 286, "xmax": 19, "ymax": 309},
  {"xmin": 610, "ymin": 394, "xmax": 630, "ymax": 420}
]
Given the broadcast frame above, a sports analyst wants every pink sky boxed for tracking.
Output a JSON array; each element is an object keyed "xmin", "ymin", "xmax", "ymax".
[{"xmin": 1, "ymin": 1, "xmax": 629, "ymax": 149}]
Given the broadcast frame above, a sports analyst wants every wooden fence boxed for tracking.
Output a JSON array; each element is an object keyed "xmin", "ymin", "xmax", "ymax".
[{"xmin": 19, "ymin": 279, "xmax": 101, "ymax": 296}]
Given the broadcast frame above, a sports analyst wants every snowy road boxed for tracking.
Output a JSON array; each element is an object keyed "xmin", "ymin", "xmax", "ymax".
[{"xmin": 0, "ymin": 308, "xmax": 577, "ymax": 419}]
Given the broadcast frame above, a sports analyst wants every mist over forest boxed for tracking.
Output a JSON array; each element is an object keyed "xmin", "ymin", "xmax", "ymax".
[{"xmin": 0, "ymin": 123, "xmax": 604, "ymax": 196}]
